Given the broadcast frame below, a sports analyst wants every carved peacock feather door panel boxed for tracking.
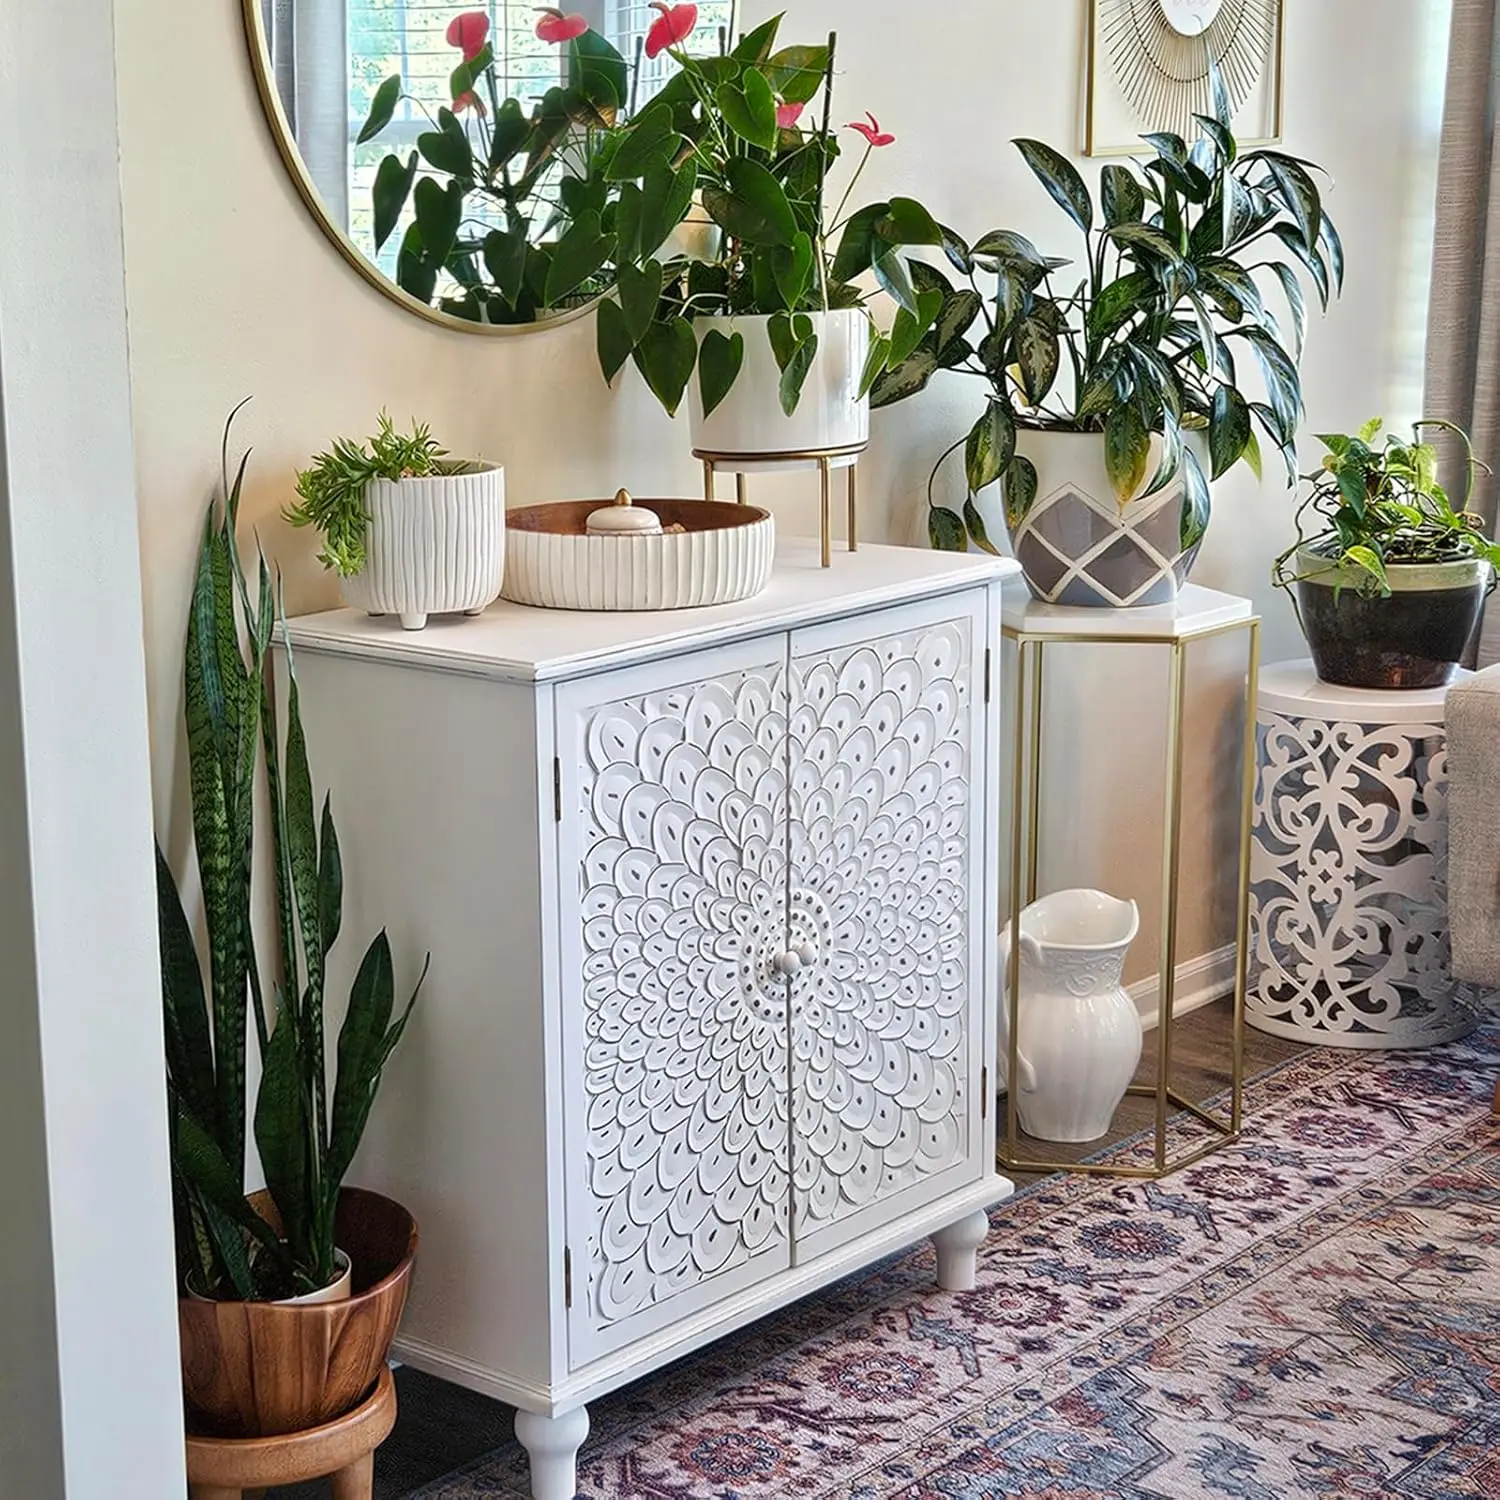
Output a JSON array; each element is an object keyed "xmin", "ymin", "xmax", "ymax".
[
  {"xmin": 555, "ymin": 637, "xmax": 794, "ymax": 1363},
  {"xmin": 786, "ymin": 594, "xmax": 991, "ymax": 1261}
]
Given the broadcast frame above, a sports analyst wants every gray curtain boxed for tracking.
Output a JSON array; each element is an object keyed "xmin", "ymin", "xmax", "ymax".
[{"xmin": 1426, "ymin": 0, "xmax": 1500, "ymax": 663}]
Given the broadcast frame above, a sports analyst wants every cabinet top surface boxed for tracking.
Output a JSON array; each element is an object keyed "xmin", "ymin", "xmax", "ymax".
[{"xmin": 282, "ymin": 539, "xmax": 1016, "ymax": 682}]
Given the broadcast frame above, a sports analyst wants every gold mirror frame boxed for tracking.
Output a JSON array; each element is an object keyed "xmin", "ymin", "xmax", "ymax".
[{"xmin": 240, "ymin": 0, "xmax": 599, "ymax": 336}]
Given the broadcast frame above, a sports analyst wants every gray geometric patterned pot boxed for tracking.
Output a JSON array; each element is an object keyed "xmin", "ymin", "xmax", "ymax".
[{"xmin": 1000, "ymin": 428, "xmax": 1211, "ymax": 608}]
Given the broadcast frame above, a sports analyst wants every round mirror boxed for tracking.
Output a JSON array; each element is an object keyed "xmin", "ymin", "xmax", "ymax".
[{"xmin": 243, "ymin": 1, "xmax": 736, "ymax": 333}]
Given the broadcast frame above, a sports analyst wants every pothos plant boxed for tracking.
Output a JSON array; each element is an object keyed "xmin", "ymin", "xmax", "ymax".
[
  {"xmin": 357, "ymin": 9, "xmax": 638, "ymax": 323},
  {"xmin": 161, "ymin": 406, "xmax": 427, "ymax": 1299},
  {"xmin": 595, "ymin": 9, "xmax": 944, "ymax": 419},
  {"xmin": 871, "ymin": 74, "xmax": 1345, "ymax": 553},
  {"xmin": 1273, "ymin": 418, "xmax": 1500, "ymax": 596}
]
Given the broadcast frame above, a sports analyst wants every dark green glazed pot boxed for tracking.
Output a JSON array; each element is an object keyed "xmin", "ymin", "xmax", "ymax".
[{"xmin": 1295, "ymin": 549, "xmax": 1488, "ymax": 690}]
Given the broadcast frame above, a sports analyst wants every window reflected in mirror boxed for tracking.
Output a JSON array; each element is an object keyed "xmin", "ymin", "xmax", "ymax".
[{"xmin": 252, "ymin": 0, "xmax": 735, "ymax": 330}]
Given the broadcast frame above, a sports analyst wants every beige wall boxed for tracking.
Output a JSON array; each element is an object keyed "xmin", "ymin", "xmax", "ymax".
[{"xmin": 119, "ymin": 0, "xmax": 1450, "ymax": 978}]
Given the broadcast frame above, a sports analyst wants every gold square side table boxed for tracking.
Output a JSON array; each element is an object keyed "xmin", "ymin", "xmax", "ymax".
[{"xmin": 999, "ymin": 582, "xmax": 1262, "ymax": 1179}]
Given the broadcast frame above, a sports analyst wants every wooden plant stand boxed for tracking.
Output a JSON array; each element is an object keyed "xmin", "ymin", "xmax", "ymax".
[{"xmin": 185, "ymin": 1365, "xmax": 396, "ymax": 1500}]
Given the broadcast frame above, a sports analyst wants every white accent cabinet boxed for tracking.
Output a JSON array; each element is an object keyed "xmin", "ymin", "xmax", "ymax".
[{"xmin": 282, "ymin": 541, "xmax": 1018, "ymax": 1500}]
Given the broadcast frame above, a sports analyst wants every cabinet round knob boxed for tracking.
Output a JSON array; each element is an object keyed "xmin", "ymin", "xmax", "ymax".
[
  {"xmin": 796, "ymin": 941, "xmax": 819, "ymax": 967},
  {"xmin": 774, "ymin": 950, "xmax": 802, "ymax": 975}
]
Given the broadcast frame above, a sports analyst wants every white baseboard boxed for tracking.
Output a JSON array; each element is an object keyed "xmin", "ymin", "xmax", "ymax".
[{"xmin": 1131, "ymin": 943, "xmax": 1238, "ymax": 1031}]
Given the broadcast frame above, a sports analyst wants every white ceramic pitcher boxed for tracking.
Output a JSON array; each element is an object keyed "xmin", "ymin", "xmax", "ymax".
[{"xmin": 999, "ymin": 890, "xmax": 1143, "ymax": 1143}]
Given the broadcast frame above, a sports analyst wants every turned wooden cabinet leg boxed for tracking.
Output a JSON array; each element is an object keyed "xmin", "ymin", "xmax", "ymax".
[
  {"xmin": 515, "ymin": 1405, "xmax": 590, "ymax": 1500},
  {"xmin": 331, "ymin": 1451, "xmax": 376, "ymax": 1499},
  {"xmin": 932, "ymin": 1208, "xmax": 990, "ymax": 1292}
]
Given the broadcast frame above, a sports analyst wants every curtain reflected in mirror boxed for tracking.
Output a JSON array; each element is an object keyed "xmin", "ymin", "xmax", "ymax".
[{"xmin": 251, "ymin": 0, "xmax": 735, "ymax": 331}]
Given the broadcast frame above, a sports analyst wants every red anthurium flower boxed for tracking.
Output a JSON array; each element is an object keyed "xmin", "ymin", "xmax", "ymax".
[
  {"xmin": 846, "ymin": 112, "xmax": 895, "ymax": 147},
  {"xmin": 776, "ymin": 101, "xmax": 805, "ymax": 129},
  {"xmin": 645, "ymin": 1, "xmax": 697, "ymax": 59},
  {"xmin": 534, "ymin": 7, "xmax": 589, "ymax": 43},
  {"xmin": 445, "ymin": 11, "xmax": 490, "ymax": 60},
  {"xmin": 453, "ymin": 90, "xmax": 488, "ymax": 116}
]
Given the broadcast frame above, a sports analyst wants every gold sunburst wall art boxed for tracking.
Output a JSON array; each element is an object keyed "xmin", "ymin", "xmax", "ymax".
[{"xmin": 1085, "ymin": 0, "xmax": 1284, "ymax": 157}]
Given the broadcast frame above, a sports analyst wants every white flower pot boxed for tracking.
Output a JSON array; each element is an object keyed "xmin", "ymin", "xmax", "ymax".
[
  {"xmin": 687, "ymin": 310, "xmax": 870, "ymax": 458},
  {"xmin": 1000, "ymin": 428, "xmax": 1211, "ymax": 608},
  {"xmin": 340, "ymin": 463, "xmax": 506, "ymax": 631},
  {"xmin": 1000, "ymin": 889, "xmax": 1143, "ymax": 1143}
]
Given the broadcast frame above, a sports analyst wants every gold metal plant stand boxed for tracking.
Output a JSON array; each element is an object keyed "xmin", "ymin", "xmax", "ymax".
[
  {"xmin": 697, "ymin": 442, "xmax": 865, "ymax": 568},
  {"xmin": 998, "ymin": 587, "xmax": 1262, "ymax": 1179}
]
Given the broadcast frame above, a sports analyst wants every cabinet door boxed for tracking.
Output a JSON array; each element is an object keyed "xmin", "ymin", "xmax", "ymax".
[
  {"xmin": 554, "ymin": 638, "xmax": 793, "ymax": 1366},
  {"xmin": 787, "ymin": 590, "xmax": 992, "ymax": 1262}
]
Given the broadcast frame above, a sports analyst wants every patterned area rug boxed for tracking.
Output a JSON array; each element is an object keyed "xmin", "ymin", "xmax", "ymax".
[{"xmin": 414, "ymin": 1025, "xmax": 1500, "ymax": 1499}]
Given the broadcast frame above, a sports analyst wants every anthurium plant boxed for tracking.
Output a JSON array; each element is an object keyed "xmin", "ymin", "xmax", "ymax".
[
  {"xmin": 871, "ymin": 76, "xmax": 1344, "ymax": 553},
  {"xmin": 1273, "ymin": 418, "xmax": 1500, "ymax": 596},
  {"xmin": 160, "ymin": 406, "xmax": 427, "ymax": 1299},
  {"xmin": 357, "ymin": 8, "xmax": 638, "ymax": 323},
  {"xmin": 594, "ymin": 9, "xmax": 944, "ymax": 418}
]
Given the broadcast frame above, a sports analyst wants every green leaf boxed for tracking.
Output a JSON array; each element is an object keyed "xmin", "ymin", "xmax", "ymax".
[
  {"xmin": 1320, "ymin": 210, "xmax": 1345, "ymax": 294},
  {"xmin": 1107, "ymin": 221, "xmax": 1183, "ymax": 264},
  {"xmin": 928, "ymin": 506, "xmax": 968, "ymax": 552},
  {"xmin": 413, "ymin": 178, "xmax": 463, "ymax": 273},
  {"xmin": 372, "ymin": 152, "xmax": 418, "ymax": 253},
  {"xmin": 633, "ymin": 318, "xmax": 698, "ymax": 416},
  {"xmin": 764, "ymin": 44, "xmax": 831, "ymax": 104},
  {"xmin": 316, "ymin": 795, "xmax": 342, "ymax": 957},
  {"xmin": 448, "ymin": 44, "xmax": 493, "ymax": 108},
  {"xmin": 1013, "ymin": 315, "xmax": 1061, "ymax": 406},
  {"xmin": 1209, "ymin": 386, "xmax": 1252, "ymax": 480},
  {"xmin": 1191, "ymin": 113, "xmax": 1236, "ymax": 163},
  {"xmin": 963, "ymin": 498, "xmax": 1001, "ymax": 556},
  {"xmin": 698, "ymin": 329, "xmax": 745, "ymax": 417},
  {"xmin": 871, "ymin": 346, "xmax": 940, "ymax": 408},
  {"xmin": 732, "ymin": 15, "xmax": 781, "ymax": 61},
  {"xmin": 1013, "ymin": 138, "xmax": 1094, "ymax": 233},
  {"xmin": 545, "ymin": 212, "xmax": 614, "ymax": 305},
  {"xmin": 597, "ymin": 298, "xmax": 635, "ymax": 384},
  {"xmin": 1260, "ymin": 153, "xmax": 1322, "ymax": 254},
  {"xmin": 717, "ymin": 68, "xmax": 778, "ymax": 151},
  {"xmin": 939, "ymin": 224, "xmax": 974, "ymax": 275},
  {"xmin": 771, "ymin": 231, "xmax": 814, "ymax": 311},
  {"xmin": 934, "ymin": 290, "xmax": 982, "ymax": 356},
  {"xmin": 572, "ymin": 28, "xmax": 629, "ymax": 121},
  {"xmin": 617, "ymin": 259, "xmax": 664, "ymax": 344},
  {"xmin": 416, "ymin": 113, "xmax": 474, "ymax": 177},
  {"xmin": 779, "ymin": 332, "xmax": 820, "ymax": 416},
  {"xmin": 607, "ymin": 105, "xmax": 681, "ymax": 181},
  {"xmin": 1088, "ymin": 270, "xmax": 1153, "ymax": 342},
  {"xmin": 357, "ymin": 76, "xmax": 401, "ymax": 145},
  {"xmin": 253, "ymin": 1008, "xmax": 311, "ymax": 1266},
  {"xmin": 971, "ymin": 228, "xmax": 1056, "ymax": 281},
  {"xmin": 1272, "ymin": 224, "xmax": 1331, "ymax": 309},
  {"xmin": 155, "ymin": 846, "xmax": 216, "ymax": 1128},
  {"xmin": 872, "ymin": 243, "xmax": 919, "ymax": 316},
  {"xmin": 877, "ymin": 197, "xmax": 944, "ymax": 247},
  {"xmin": 1101, "ymin": 163, "xmax": 1146, "ymax": 226},
  {"xmin": 889, "ymin": 289, "xmax": 942, "ymax": 366},
  {"xmin": 639, "ymin": 159, "xmax": 697, "ymax": 259},
  {"xmin": 702, "ymin": 157, "xmax": 796, "ymax": 245},
  {"xmin": 483, "ymin": 226, "xmax": 528, "ymax": 308},
  {"xmin": 1180, "ymin": 445, "xmax": 1212, "ymax": 547},
  {"xmin": 966, "ymin": 399, "xmax": 1016, "ymax": 493},
  {"xmin": 1003, "ymin": 454, "xmax": 1039, "ymax": 530},
  {"xmin": 830, "ymin": 202, "xmax": 888, "ymax": 283},
  {"xmin": 858, "ymin": 334, "xmax": 892, "ymax": 399},
  {"xmin": 1105, "ymin": 403, "xmax": 1150, "ymax": 503}
]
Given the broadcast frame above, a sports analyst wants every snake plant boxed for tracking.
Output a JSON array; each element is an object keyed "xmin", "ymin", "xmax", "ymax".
[{"xmin": 158, "ymin": 402, "xmax": 426, "ymax": 1300}]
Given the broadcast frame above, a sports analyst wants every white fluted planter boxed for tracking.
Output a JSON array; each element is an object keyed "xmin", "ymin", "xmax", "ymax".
[
  {"xmin": 688, "ymin": 311, "xmax": 870, "ymax": 458},
  {"xmin": 340, "ymin": 464, "xmax": 505, "ymax": 631}
]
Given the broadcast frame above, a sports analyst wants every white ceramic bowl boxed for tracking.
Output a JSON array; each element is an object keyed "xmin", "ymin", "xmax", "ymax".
[{"xmin": 501, "ymin": 499, "xmax": 774, "ymax": 611}]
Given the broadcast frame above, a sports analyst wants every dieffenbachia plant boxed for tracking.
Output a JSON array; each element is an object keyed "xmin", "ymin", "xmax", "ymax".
[
  {"xmin": 871, "ymin": 75, "xmax": 1344, "ymax": 552},
  {"xmin": 595, "ymin": 9, "xmax": 945, "ymax": 418},
  {"xmin": 159, "ymin": 404, "xmax": 427, "ymax": 1299}
]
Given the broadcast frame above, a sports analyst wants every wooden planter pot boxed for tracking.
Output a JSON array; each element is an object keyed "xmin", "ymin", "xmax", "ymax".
[{"xmin": 177, "ymin": 1189, "xmax": 417, "ymax": 1438}]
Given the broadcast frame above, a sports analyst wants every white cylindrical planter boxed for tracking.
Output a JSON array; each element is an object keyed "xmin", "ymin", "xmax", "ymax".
[
  {"xmin": 340, "ymin": 463, "xmax": 506, "ymax": 631},
  {"xmin": 1000, "ymin": 429, "xmax": 1210, "ymax": 608},
  {"xmin": 687, "ymin": 310, "xmax": 870, "ymax": 458}
]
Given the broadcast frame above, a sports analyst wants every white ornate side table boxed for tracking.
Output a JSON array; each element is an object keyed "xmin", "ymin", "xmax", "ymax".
[{"xmin": 1248, "ymin": 660, "xmax": 1476, "ymax": 1049}]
